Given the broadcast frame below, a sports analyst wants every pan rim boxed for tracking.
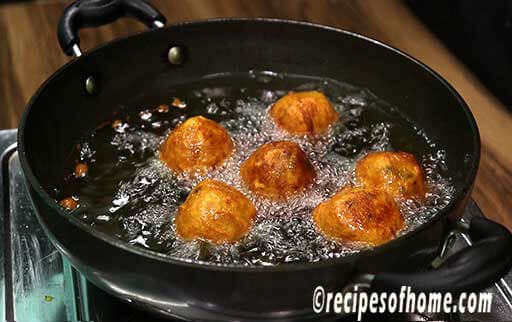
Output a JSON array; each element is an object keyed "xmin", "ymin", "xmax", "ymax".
[{"xmin": 18, "ymin": 17, "xmax": 480, "ymax": 273}]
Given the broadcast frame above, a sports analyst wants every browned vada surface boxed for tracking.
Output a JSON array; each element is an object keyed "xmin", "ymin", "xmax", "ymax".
[
  {"xmin": 59, "ymin": 197, "xmax": 79, "ymax": 211},
  {"xmin": 313, "ymin": 187, "xmax": 404, "ymax": 245},
  {"xmin": 240, "ymin": 141, "xmax": 316, "ymax": 200},
  {"xmin": 175, "ymin": 179, "xmax": 256, "ymax": 244},
  {"xmin": 269, "ymin": 91, "xmax": 338, "ymax": 135},
  {"xmin": 160, "ymin": 116, "xmax": 233, "ymax": 175},
  {"xmin": 355, "ymin": 151, "xmax": 427, "ymax": 200}
]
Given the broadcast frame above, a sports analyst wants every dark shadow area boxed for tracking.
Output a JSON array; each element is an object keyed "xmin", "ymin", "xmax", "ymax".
[{"xmin": 406, "ymin": 0, "xmax": 512, "ymax": 111}]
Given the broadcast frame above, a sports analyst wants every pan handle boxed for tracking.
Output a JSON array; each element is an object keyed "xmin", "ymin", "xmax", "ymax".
[
  {"xmin": 351, "ymin": 214, "xmax": 512, "ymax": 294},
  {"xmin": 57, "ymin": 0, "xmax": 166, "ymax": 57}
]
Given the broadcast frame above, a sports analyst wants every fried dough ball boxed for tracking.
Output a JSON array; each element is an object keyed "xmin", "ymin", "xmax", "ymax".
[
  {"xmin": 59, "ymin": 197, "xmax": 79, "ymax": 211},
  {"xmin": 313, "ymin": 187, "xmax": 404, "ymax": 245},
  {"xmin": 355, "ymin": 151, "xmax": 427, "ymax": 200},
  {"xmin": 74, "ymin": 163, "xmax": 88, "ymax": 178},
  {"xmin": 175, "ymin": 179, "xmax": 256, "ymax": 244},
  {"xmin": 269, "ymin": 91, "xmax": 338, "ymax": 135},
  {"xmin": 160, "ymin": 116, "xmax": 234, "ymax": 175},
  {"xmin": 240, "ymin": 141, "xmax": 315, "ymax": 200}
]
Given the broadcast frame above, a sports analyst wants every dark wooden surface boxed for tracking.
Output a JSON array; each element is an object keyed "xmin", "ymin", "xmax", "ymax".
[{"xmin": 1, "ymin": 0, "xmax": 511, "ymax": 228}]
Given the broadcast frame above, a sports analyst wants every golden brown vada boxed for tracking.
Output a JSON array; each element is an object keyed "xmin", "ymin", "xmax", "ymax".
[
  {"xmin": 313, "ymin": 186, "xmax": 404, "ymax": 245},
  {"xmin": 74, "ymin": 163, "xmax": 88, "ymax": 178},
  {"xmin": 240, "ymin": 141, "xmax": 315, "ymax": 200},
  {"xmin": 160, "ymin": 116, "xmax": 234, "ymax": 175},
  {"xmin": 59, "ymin": 197, "xmax": 79, "ymax": 211},
  {"xmin": 175, "ymin": 179, "xmax": 256, "ymax": 244},
  {"xmin": 269, "ymin": 91, "xmax": 338, "ymax": 135},
  {"xmin": 355, "ymin": 151, "xmax": 427, "ymax": 200}
]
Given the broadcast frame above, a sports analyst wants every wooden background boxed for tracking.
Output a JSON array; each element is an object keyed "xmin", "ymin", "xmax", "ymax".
[{"xmin": 1, "ymin": 0, "xmax": 511, "ymax": 228}]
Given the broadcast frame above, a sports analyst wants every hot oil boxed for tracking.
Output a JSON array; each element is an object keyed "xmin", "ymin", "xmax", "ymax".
[{"xmin": 57, "ymin": 72, "xmax": 454, "ymax": 266}]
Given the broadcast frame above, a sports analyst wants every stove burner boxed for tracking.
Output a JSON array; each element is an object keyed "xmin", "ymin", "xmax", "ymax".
[{"xmin": 1, "ymin": 129, "xmax": 511, "ymax": 321}]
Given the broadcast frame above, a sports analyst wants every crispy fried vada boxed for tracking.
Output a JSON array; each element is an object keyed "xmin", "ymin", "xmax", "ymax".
[
  {"xmin": 269, "ymin": 91, "xmax": 338, "ymax": 135},
  {"xmin": 175, "ymin": 179, "xmax": 256, "ymax": 244},
  {"xmin": 240, "ymin": 141, "xmax": 315, "ymax": 200},
  {"xmin": 160, "ymin": 116, "xmax": 233, "ymax": 175},
  {"xmin": 313, "ymin": 186, "xmax": 404, "ymax": 245},
  {"xmin": 355, "ymin": 151, "xmax": 427, "ymax": 200}
]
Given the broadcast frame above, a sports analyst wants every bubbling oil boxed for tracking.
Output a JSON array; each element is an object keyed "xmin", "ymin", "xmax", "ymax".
[{"xmin": 56, "ymin": 72, "xmax": 454, "ymax": 265}]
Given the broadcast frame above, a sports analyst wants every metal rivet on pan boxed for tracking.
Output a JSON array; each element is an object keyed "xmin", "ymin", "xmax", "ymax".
[
  {"xmin": 153, "ymin": 20, "xmax": 165, "ymax": 28},
  {"xmin": 85, "ymin": 76, "xmax": 96, "ymax": 95},
  {"xmin": 168, "ymin": 46, "xmax": 185, "ymax": 65}
]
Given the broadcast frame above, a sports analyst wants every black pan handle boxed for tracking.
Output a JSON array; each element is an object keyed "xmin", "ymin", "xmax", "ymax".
[
  {"xmin": 58, "ymin": 0, "xmax": 166, "ymax": 57},
  {"xmin": 369, "ymin": 215, "xmax": 512, "ymax": 294}
]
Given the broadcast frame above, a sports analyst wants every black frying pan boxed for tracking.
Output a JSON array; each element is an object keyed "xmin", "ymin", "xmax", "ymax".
[{"xmin": 17, "ymin": 0, "xmax": 512, "ymax": 320}]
